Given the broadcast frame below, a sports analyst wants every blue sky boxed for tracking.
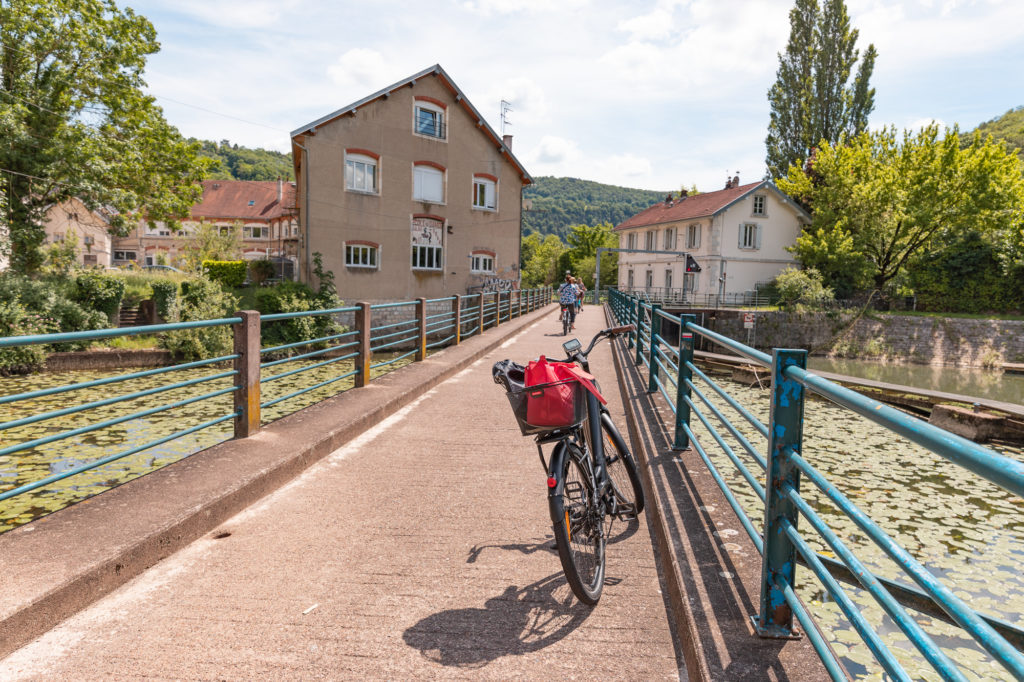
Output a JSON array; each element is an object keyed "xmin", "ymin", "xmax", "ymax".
[{"xmin": 128, "ymin": 0, "xmax": 1024, "ymax": 192}]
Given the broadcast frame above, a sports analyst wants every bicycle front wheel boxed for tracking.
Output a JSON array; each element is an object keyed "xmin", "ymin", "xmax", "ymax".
[
  {"xmin": 549, "ymin": 442, "xmax": 605, "ymax": 604},
  {"xmin": 562, "ymin": 310, "xmax": 570, "ymax": 336},
  {"xmin": 601, "ymin": 413, "xmax": 645, "ymax": 514}
]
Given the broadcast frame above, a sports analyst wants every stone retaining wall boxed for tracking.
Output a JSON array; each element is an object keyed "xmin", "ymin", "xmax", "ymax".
[{"xmin": 681, "ymin": 309, "xmax": 1024, "ymax": 368}]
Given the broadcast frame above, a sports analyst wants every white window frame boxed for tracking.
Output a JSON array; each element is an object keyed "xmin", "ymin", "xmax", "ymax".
[
  {"xmin": 627, "ymin": 269, "xmax": 634, "ymax": 288},
  {"xmin": 414, "ymin": 101, "xmax": 446, "ymax": 140},
  {"xmin": 739, "ymin": 223, "xmax": 761, "ymax": 250},
  {"xmin": 752, "ymin": 194, "xmax": 767, "ymax": 217},
  {"xmin": 345, "ymin": 153, "xmax": 378, "ymax": 194},
  {"xmin": 645, "ymin": 270, "xmax": 653, "ymax": 289},
  {"xmin": 686, "ymin": 223, "xmax": 701, "ymax": 249},
  {"xmin": 471, "ymin": 253, "xmax": 495, "ymax": 273},
  {"xmin": 663, "ymin": 227, "xmax": 675, "ymax": 250},
  {"xmin": 412, "ymin": 244, "xmax": 443, "ymax": 271},
  {"xmin": 345, "ymin": 243, "xmax": 379, "ymax": 269},
  {"xmin": 246, "ymin": 225, "xmax": 268, "ymax": 239},
  {"xmin": 665, "ymin": 269, "xmax": 673, "ymax": 290},
  {"xmin": 472, "ymin": 177, "xmax": 497, "ymax": 211},
  {"xmin": 645, "ymin": 231, "xmax": 655, "ymax": 251},
  {"xmin": 113, "ymin": 250, "xmax": 136, "ymax": 261},
  {"xmin": 627, "ymin": 232, "xmax": 637, "ymax": 250},
  {"xmin": 413, "ymin": 164, "xmax": 445, "ymax": 203}
]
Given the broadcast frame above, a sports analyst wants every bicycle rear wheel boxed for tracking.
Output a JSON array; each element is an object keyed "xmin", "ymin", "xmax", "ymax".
[
  {"xmin": 600, "ymin": 413, "xmax": 645, "ymax": 514},
  {"xmin": 549, "ymin": 442, "xmax": 605, "ymax": 604},
  {"xmin": 562, "ymin": 309, "xmax": 570, "ymax": 336}
]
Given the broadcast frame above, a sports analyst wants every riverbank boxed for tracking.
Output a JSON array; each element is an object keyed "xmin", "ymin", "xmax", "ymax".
[{"xmin": 686, "ymin": 309, "xmax": 1024, "ymax": 369}]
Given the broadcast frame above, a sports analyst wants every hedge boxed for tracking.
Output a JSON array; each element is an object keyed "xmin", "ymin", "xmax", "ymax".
[
  {"xmin": 150, "ymin": 279, "xmax": 179, "ymax": 321},
  {"xmin": 202, "ymin": 260, "xmax": 247, "ymax": 288},
  {"xmin": 73, "ymin": 271, "xmax": 125, "ymax": 324}
]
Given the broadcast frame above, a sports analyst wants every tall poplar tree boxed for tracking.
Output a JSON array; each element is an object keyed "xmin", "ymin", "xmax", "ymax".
[
  {"xmin": 765, "ymin": 0, "xmax": 876, "ymax": 179},
  {"xmin": 0, "ymin": 0, "xmax": 210, "ymax": 273}
]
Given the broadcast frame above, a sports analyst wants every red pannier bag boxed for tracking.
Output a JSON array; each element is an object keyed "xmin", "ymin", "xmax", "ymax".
[{"xmin": 524, "ymin": 356, "xmax": 606, "ymax": 428}]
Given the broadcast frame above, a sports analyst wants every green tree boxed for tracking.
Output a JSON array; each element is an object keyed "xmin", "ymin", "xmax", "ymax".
[
  {"xmin": 779, "ymin": 124, "xmax": 1024, "ymax": 293},
  {"xmin": 0, "ymin": 0, "xmax": 210, "ymax": 273},
  {"xmin": 766, "ymin": 0, "xmax": 876, "ymax": 178},
  {"xmin": 556, "ymin": 222, "xmax": 619, "ymax": 288},
  {"xmin": 967, "ymin": 106, "xmax": 1024, "ymax": 164},
  {"xmin": 521, "ymin": 233, "xmax": 566, "ymax": 287},
  {"xmin": 179, "ymin": 221, "xmax": 242, "ymax": 273}
]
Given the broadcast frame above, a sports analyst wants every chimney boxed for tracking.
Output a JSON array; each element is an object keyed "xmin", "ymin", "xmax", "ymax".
[
  {"xmin": 502, "ymin": 134, "xmax": 513, "ymax": 150},
  {"xmin": 664, "ymin": 194, "xmax": 674, "ymax": 207},
  {"xmin": 679, "ymin": 188, "xmax": 688, "ymax": 199},
  {"xmin": 733, "ymin": 174, "xmax": 740, "ymax": 187},
  {"xmin": 724, "ymin": 176, "xmax": 731, "ymax": 190}
]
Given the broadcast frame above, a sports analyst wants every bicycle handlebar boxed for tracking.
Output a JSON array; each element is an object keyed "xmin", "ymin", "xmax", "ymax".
[{"xmin": 564, "ymin": 324, "xmax": 636, "ymax": 362}]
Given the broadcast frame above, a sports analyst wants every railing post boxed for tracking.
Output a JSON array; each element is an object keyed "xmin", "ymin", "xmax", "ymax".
[
  {"xmin": 232, "ymin": 310, "xmax": 261, "ymax": 438},
  {"xmin": 415, "ymin": 297, "xmax": 427, "ymax": 361},
  {"xmin": 674, "ymin": 314, "xmax": 696, "ymax": 450},
  {"xmin": 630, "ymin": 303, "xmax": 638, "ymax": 366},
  {"xmin": 495, "ymin": 292, "xmax": 502, "ymax": 327},
  {"xmin": 453, "ymin": 295, "xmax": 462, "ymax": 345},
  {"xmin": 647, "ymin": 304, "xmax": 661, "ymax": 393},
  {"xmin": 355, "ymin": 302, "xmax": 371, "ymax": 388},
  {"xmin": 627, "ymin": 296, "xmax": 636, "ymax": 350},
  {"xmin": 479, "ymin": 294, "xmax": 486, "ymax": 335},
  {"xmin": 755, "ymin": 348, "xmax": 807, "ymax": 639},
  {"xmin": 517, "ymin": 289, "xmax": 522, "ymax": 318}
]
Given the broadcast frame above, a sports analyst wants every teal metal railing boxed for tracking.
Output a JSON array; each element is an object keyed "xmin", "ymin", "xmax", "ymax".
[
  {"xmin": 0, "ymin": 287, "xmax": 552, "ymax": 530},
  {"xmin": 607, "ymin": 288, "xmax": 1024, "ymax": 680}
]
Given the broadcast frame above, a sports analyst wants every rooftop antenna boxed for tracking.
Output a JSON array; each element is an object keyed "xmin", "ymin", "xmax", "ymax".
[{"xmin": 500, "ymin": 100, "xmax": 513, "ymax": 137}]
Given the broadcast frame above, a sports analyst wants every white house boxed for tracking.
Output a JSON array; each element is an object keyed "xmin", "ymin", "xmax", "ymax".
[{"xmin": 614, "ymin": 176, "xmax": 811, "ymax": 299}]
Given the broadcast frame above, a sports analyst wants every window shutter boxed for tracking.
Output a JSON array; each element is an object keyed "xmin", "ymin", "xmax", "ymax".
[
  {"xmin": 756, "ymin": 225, "xmax": 762, "ymax": 249},
  {"xmin": 695, "ymin": 225, "xmax": 701, "ymax": 249},
  {"xmin": 738, "ymin": 225, "xmax": 743, "ymax": 248}
]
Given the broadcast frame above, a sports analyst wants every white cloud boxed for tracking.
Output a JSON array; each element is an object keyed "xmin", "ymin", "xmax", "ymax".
[
  {"xmin": 482, "ymin": 77, "xmax": 549, "ymax": 128},
  {"xmin": 166, "ymin": 0, "xmax": 300, "ymax": 28},
  {"xmin": 327, "ymin": 49, "xmax": 396, "ymax": 91},
  {"xmin": 596, "ymin": 153, "xmax": 653, "ymax": 180},
  {"xmin": 526, "ymin": 135, "xmax": 582, "ymax": 166},
  {"xmin": 461, "ymin": 0, "xmax": 589, "ymax": 16}
]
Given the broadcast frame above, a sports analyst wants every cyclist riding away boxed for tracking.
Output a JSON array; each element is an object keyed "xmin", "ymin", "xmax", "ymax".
[{"xmin": 558, "ymin": 274, "xmax": 579, "ymax": 334}]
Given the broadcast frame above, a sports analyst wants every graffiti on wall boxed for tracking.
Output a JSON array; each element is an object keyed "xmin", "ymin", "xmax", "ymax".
[{"xmin": 468, "ymin": 263, "xmax": 519, "ymax": 293}]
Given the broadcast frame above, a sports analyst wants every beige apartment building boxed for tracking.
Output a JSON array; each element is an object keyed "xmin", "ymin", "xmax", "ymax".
[
  {"xmin": 615, "ymin": 177, "xmax": 811, "ymax": 298},
  {"xmin": 41, "ymin": 197, "xmax": 115, "ymax": 268},
  {"xmin": 113, "ymin": 180, "xmax": 299, "ymax": 277},
  {"xmin": 290, "ymin": 64, "xmax": 532, "ymax": 300}
]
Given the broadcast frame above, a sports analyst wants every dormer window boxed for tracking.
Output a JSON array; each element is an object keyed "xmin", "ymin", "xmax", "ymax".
[
  {"xmin": 414, "ymin": 97, "xmax": 446, "ymax": 140},
  {"xmin": 248, "ymin": 200, "xmax": 256, "ymax": 206}
]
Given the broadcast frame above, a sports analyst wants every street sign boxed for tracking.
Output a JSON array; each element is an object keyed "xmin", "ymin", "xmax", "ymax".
[{"xmin": 743, "ymin": 313, "xmax": 755, "ymax": 329}]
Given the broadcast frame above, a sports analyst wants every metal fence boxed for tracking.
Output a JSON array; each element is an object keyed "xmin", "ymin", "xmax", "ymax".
[
  {"xmin": 617, "ymin": 286, "xmax": 772, "ymax": 309},
  {"xmin": 608, "ymin": 287, "xmax": 1024, "ymax": 680},
  {"xmin": 0, "ymin": 287, "xmax": 552, "ymax": 524}
]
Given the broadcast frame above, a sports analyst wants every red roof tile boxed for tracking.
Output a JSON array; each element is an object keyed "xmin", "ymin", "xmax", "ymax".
[
  {"xmin": 190, "ymin": 180, "xmax": 297, "ymax": 222},
  {"xmin": 615, "ymin": 181, "xmax": 765, "ymax": 231}
]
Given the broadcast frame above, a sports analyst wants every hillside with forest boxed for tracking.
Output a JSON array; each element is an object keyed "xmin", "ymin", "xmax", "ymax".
[
  {"xmin": 194, "ymin": 139, "xmax": 294, "ymax": 181},
  {"xmin": 523, "ymin": 176, "xmax": 667, "ymax": 237},
  {"xmin": 967, "ymin": 106, "xmax": 1024, "ymax": 162}
]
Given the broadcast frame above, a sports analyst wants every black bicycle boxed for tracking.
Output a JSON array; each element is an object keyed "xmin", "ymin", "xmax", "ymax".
[
  {"xmin": 559, "ymin": 303, "xmax": 575, "ymax": 336},
  {"xmin": 492, "ymin": 325, "xmax": 644, "ymax": 604}
]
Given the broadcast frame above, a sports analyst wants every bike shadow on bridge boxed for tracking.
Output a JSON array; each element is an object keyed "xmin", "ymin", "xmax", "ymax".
[
  {"xmin": 402, "ymin": 569, "xmax": 616, "ymax": 669},
  {"xmin": 611, "ymin": 339, "xmax": 826, "ymax": 680}
]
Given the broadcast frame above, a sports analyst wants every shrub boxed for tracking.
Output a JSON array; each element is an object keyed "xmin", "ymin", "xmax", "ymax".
[
  {"xmin": 0, "ymin": 300, "xmax": 57, "ymax": 374},
  {"xmin": 774, "ymin": 267, "xmax": 835, "ymax": 310},
  {"xmin": 150, "ymin": 279, "xmax": 179, "ymax": 321},
  {"xmin": 249, "ymin": 259, "xmax": 276, "ymax": 286},
  {"xmin": 159, "ymin": 277, "xmax": 239, "ymax": 361},
  {"xmin": 0, "ymin": 274, "xmax": 107, "ymax": 357},
  {"xmin": 256, "ymin": 280, "xmax": 343, "ymax": 352},
  {"xmin": 202, "ymin": 259, "xmax": 247, "ymax": 288},
  {"xmin": 74, "ymin": 270, "xmax": 125, "ymax": 323}
]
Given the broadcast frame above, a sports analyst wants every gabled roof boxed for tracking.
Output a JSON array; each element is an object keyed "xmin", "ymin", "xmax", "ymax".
[
  {"xmin": 290, "ymin": 64, "xmax": 532, "ymax": 185},
  {"xmin": 614, "ymin": 180, "xmax": 810, "ymax": 231},
  {"xmin": 191, "ymin": 180, "xmax": 297, "ymax": 221}
]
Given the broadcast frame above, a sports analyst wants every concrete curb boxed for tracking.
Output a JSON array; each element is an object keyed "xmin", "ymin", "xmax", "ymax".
[
  {"xmin": 0, "ymin": 304, "xmax": 556, "ymax": 659},
  {"xmin": 603, "ymin": 304, "xmax": 712, "ymax": 682}
]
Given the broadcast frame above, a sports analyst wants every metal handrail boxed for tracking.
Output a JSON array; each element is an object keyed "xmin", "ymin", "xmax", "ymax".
[{"xmin": 606, "ymin": 288, "xmax": 1024, "ymax": 679}]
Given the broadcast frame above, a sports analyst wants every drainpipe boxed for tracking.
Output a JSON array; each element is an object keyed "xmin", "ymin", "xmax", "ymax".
[{"xmin": 293, "ymin": 139, "xmax": 311, "ymax": 283}]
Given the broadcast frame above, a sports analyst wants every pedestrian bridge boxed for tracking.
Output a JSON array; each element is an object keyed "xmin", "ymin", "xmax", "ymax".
[{"xmin": 1, "ymin": 290, "xmax": 1022, "ymax": 680}]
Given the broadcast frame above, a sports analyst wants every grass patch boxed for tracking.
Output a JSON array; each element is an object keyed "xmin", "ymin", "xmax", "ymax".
[{"xmin": 99, "ymin": 335, "xmax": 162, "ymax": 350}]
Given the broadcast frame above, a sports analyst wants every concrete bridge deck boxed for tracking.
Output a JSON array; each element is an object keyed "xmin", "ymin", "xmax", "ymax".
[{"xmin": 1, "ymin": 306, "xmax": 685, "ymax": 680}]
